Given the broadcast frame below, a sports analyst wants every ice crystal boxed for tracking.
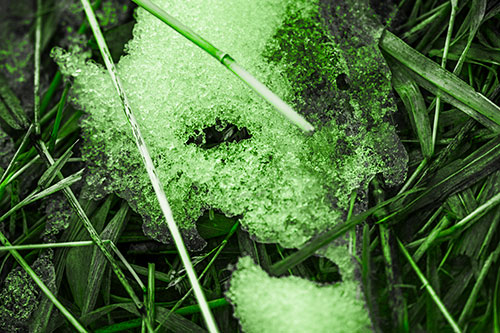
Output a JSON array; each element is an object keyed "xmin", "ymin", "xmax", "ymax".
[{"xmin": 226, "ymin": 256, "xmax": 372, "ymax": 333}]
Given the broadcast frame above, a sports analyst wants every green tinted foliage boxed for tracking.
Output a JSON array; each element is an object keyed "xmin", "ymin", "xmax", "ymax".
[{"xmin": 54, "ymin": 0, "xmax": 406, "ymax": 252}]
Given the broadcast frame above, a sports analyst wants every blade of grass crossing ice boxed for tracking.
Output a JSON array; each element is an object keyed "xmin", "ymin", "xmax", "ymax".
[
  {"xmin": 79, "ymin": 1, "xmax": 219, "ymax": 332},
  {"xmin": 130, "ymin": 0, "xmax": 314, "ymax": 133}
]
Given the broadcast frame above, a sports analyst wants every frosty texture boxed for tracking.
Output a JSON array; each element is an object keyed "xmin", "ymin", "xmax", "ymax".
[
  {"xmin": 41, "ymin": 193, "xmax": 72, "ymax": 241},
  {"xmin": 54, "ymin": 0, "xmax": 407, "ymax": 249},
  {"xmin": 226, "ymin": 256, "xmax": 372, "ymax": 333},
  {"xmin": 0, "ymin": 252, "xmax": 55, "ymax": 332},
  {"xmin": 0, "ymin": 128, "xmax": 14, "ymax": 169}
]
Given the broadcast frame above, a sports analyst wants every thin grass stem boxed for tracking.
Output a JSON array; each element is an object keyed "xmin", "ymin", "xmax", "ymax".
[
  {"xmin": 432, "ymin": 0, "xmax": 458, "ymax": 153},
  {"xmin": 398, "ymin": 159, "xmax": 427, "ymax": 194},
  {"xmin": 49, "ymin": 83, "xmax": 70, "ymax": 153},
  {"xmin": 397, "ymin": 238, "xmax": 461, "ymax": 333},
  {"xmin": 34, "ymin": 0, "xmax": 42, "ymax": 135},
  {"xmin": 440, "ymin": 191, "xmax": 500, "ymax": 237},
  {"xmin": 0, "ymin": 240, "xmax": 112, "ymax": 251},
  {"xmin": 108, "ymin": 240, "xmax": 146, "ymax": 291},
  {"xmin": 494, "ymin": 267, "xmax": 500, "ymax": 333},
  {"xmin": 147, "ymin": 263, "xmax": 156, "ymax": 330},
  {"xmin": 155, "ymin": 221, "xmax": 239, "ymax": 332},
  {"xmin": 458, "ymin": 241, "xmax": 500, "ymax": 325},
  {"xmin": 0, "ymin": 155, "xmax": 40, "ymax": 193},
  {"xmin": 78, "ymin": 2, "xmax": 217, "ymax": 331},
  {"xmin": 0, "ymin": 124, "xmax": 33, "ymax": 185}
]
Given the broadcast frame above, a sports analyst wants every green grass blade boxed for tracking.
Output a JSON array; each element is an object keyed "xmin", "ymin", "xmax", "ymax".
[
  {"xmin": 0, "ymin": 240, "xmax": 111, "ymax": 251},
  {"xmin": 156, "ymin": 221, "xmax": 239, "ymax": 332},
  {"xmin": 429, "ymin": 40, "xmax": 500, "ymax": 66},
  {"xmin": 494, "ymin": 267, "xmax": 500, "ymax": 333},
  {"xmin": 37, "ymin": 141, "xmax": 76, "ymax": 189},
  {"xmin": 48, "ymin": 83, "xmax": 70, "ymax": 153},
  {"xmin": 431, "ymin": 0, "xmax": 458, "ymax": 154},
  {"xmin": 83, "ymin": 303, "xmax": 207, "ymax": 332},
  {"xmin": 0, "ymin": 169, "xmax": 83, "ymax": 223},
  {"xmin": 0, "ymin": 124, "xmax": 33, "ymax": 185},
  {"xmin": 130, "ymin": 0, "xmax": 314, "ymax": 133},
  {"xmin": 118, "ymin": 262, "xmax": 171, "ymax": 283},
  {"xmin": 78, "ymin": 1, "xmax": 218, "ymax": 331},
  {"xmin": 391, "ymin": 63, "xmax": 432, "ymax": 158},
  {"xmin": 405, "ymin": 136, "xmax": 500, "ymax": 214},
  {"xmin": 147, "ymin": 263, "xmax": 156, "ymax": 330},
  {"xmin": 397, "ymin": 238, "xmax": 461, "ymax": 333},
  {"xmin": 32, "ymin": 140, "xmax": 146, "ymax": 320},
  {"xmin": 458, "ymin": 241, "xmax": 500, "ymax": 325},
  {"xmin": 34, "ymin": 0, "xmax": 42, "ymax": 135},
  {"xmin": 380, "ymin": 30, "xmax": 500, "ymax": 130},
  {"xmin": 436, "ymin": 191, "xmax": 500, "ymax": 240},
  {"xmin": 412, "ymin": 215, "xmax": 451, "ymax": 262},
  {"xmin": 82, "ymin": 202, "xmax": 130, "ymax": 315},
  {"xmin": 66, "ymin": 195, "xmax": 113, "ymax": 310},
  {"xmin": 452, "ymin": 0, "xmax": 486, "ymax": 74},
  {"xmin": 269, "ymin": 188, "xmax": 422, "ymax": 276}
]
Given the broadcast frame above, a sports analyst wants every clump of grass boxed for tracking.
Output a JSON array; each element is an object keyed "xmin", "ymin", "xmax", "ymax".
[{"xmin": 0, "ymin": 0, "xmax": 499, "ymax": 332}]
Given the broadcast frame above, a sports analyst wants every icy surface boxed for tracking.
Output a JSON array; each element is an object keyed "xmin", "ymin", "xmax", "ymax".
[
  {"xmin": 226, "ymin": 256, "xmax": 372, "ymax": 333},
  {"xmin": 54, "ymin": 0, "xmax": 407, "ymax": 250}
]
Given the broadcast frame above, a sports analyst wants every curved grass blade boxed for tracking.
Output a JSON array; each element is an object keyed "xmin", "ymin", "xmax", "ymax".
[
  {"xmin": 380, "ymin": 30, "xmax": 500, "ymax": 130},
  {"xmin": 82, "ymin": 202, "xmax": 130, "ymax": 315},
  {"xmin": 269, "ymin": 188, "xmax": 422, "ymax": 276},
  {"xmin": 398, "ymin": 238, "xmax": 461, "ymax": 333},
  {"xmin": 452, "ymin": 0, "xmax": 486, "ymax": 74},
  {"xmin": 130, "ymin": 0, "xmax": 314, "ymax": 133},
  {"xmin": 391, "ymin": 61, "xmax": 432, "ymax": 158},
  {"xmin": 79, "ymin": 1, "xmax": 218, "ymax": 331}
]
